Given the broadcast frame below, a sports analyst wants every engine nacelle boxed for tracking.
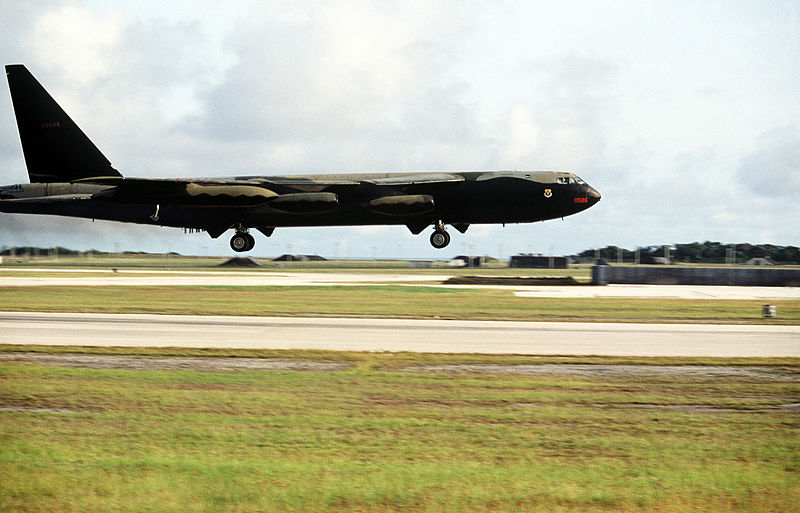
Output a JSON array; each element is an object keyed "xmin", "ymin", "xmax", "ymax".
[{"xmin": 367, "ymin": 194, "xmax": 435, "ymax": 215}]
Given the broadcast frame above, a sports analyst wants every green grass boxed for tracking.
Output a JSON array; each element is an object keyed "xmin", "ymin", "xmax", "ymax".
[
  {"xmin": 5, "ymin": 344, "xmax": 799, "ymax": 367},
  {"xmin": 0, "ymin": 258, "xmax": 593, "ymax": 276},
  {"xmin": 1, "ymin": 254, "xmax": 230, "ymax": 268},
  {"xmin": 0, "ymin": 285, "xmax": 798, "ymax": 323},
  {"xmin": 1, "ymin": 349, "xmax": 798, "ymax": 512},
  {"xmin": 4, "ymin": 252, "xmax": 798, "ymax": 270}
]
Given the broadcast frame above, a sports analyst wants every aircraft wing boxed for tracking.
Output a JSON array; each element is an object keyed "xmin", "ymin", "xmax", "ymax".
[
  {"xmin": 75, "ymin": 173, "xmax": 467, "ymax": 210},
  {"xmin": 81, "ymin": 177, "xmax": 339, "ymax": 212},
  {"xmin": 361, "ymin": 173, "xmax": 465, "ymax": 186},
  {"xmin": 235, "ymin": 172, "xmax": 466, "ymax": 187},
  {"xmin": 79, "ymin": 172, "xmax": 466, "ymax": 187},
  {"xmin": 1, "ymin": 193, "xmax": 94, "ymax": 203},
  {"xmin": 78, "ymin": 177, "xmax": 267, "ymax": 206}
]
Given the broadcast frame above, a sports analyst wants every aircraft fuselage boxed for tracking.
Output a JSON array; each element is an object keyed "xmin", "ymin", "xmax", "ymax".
[
  {"xmin": 1, "ymin": 64, "xmax": 601, "ymax": 251},
  {"xmin": 0, "ymin": 170, "xmax": 600, "ymax": 236}
]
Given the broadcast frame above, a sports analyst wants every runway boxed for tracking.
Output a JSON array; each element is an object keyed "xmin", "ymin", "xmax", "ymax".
[
  {"xmin": 1, "ymin": 311, "xmax": 798, "ymax": 357},
  {"xmin": 1, "ymin": 270, "xmax": 798, "ymax": 299}
]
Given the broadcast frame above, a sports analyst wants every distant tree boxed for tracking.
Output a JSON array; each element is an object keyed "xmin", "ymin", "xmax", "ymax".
[
  {"xmin": 1, "ymin": 246, "xmax": 106, "ymax": 256},
  {"xmin": 577, "ymin": 242, "xmax": 800, "ymax": 264},
  {"xmin": 775, "ymin": 246, "xmax": 800, "ymax": 264},
  {"xmin": 674, "ymin": 242, "xmax": 704, "ymax": 262},
  {"xmin": 579, "ymin": 246, "xmax": 636, "ymax": 262}
]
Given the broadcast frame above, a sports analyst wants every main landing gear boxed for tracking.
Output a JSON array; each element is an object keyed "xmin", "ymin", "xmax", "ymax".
[
  {"xmin": 230, "ymin": 229, "xmax": 255, "ymax": 252},
  {"xmin": 429, "ymin": 220, "xmax": 450, "ymax": 249}
]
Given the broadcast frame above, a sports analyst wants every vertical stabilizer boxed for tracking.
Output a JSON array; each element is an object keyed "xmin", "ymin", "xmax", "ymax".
[{"xmin": 5, "ymin": 64, "xmax": 121, "ymax": 183}]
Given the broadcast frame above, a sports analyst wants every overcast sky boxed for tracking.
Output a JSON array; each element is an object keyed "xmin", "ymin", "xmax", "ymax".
[{"xmin": 1, "ymin": 0, "xmax": 798, "ymax": 258}]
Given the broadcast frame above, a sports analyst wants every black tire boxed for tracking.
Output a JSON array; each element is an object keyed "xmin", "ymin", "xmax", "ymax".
[
  {"xmin": 244, "ymin": 233, "xmax": 256, "ymax": 251},
  {"xmin": 430, "ymin": 229, "xmax": 450, "ymax": 249},
  {"xmin": 230, "ymin": 233, "xmax": 249, "ymax": 252}
]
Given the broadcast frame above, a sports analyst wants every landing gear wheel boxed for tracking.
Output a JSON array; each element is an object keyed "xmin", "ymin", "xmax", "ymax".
[
  {"xmin": 430, "ymin": 229, "xmax": 450, "ymax": 249},
  {"xmin": 230, "ymin": 233, "xmax": 252, "ymax": 252},
  {"xmin": 244, "ymin": 233, "xmax": 255, "ymax": 251}
]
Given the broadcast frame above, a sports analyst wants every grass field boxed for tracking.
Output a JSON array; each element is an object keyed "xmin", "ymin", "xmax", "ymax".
[
  {"xmin": 2, "ymin": 260, "xmax": 797, "ymax": 511},
  {"xmin": 0, "ymin": 253, "xmax": 800, "ymax": 277},
  {"xmin": 1, "ymin": 285, "xmax": 798, "ymax": 324},
  {"xmin": 1, "ymin": 254, "xmax": 513, "ymax": 270},
  {"xmin": 0, "ymin": 261, "xmax": 594, "ymax": 278},
  {"xmin": 1, "ymin": 348, "xmax": 798, "ymax": 512}
]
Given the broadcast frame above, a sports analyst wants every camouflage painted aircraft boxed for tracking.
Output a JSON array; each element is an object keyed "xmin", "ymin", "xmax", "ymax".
[{"xmin": 1, "ymin": 64, "xmax": 600, "ymax": 252}]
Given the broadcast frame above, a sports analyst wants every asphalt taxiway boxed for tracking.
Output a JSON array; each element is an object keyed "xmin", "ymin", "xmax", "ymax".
[{"xmin": 1, "ymin": 311, "xmax": 798, "ymax": 357}]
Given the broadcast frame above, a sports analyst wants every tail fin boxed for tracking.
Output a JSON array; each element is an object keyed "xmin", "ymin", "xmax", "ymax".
[{"xmin": 5, "ymin": 64, "xmax": 121, "ymax": 183}]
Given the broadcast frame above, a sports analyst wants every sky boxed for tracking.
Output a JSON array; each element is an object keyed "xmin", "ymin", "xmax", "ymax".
[{"xmin": 1, "ymin": 0, "xmax": 798, "ymax": 258}]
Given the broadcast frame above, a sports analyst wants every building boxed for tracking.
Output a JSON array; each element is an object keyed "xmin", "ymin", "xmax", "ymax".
[{"xmin": 510, "ymin": 254, "xmax": 568, "ymax": 269}]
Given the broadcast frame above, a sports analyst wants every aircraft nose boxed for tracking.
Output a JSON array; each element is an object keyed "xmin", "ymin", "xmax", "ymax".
[{"xmin": 587, "ymin": 186, "xmax": 601, "ymax": 202}]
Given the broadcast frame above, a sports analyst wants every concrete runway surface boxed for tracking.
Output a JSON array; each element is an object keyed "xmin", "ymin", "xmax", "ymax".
[{"xmin": 1, "ymin": 311, "xmax": 798, "ymax": 357}]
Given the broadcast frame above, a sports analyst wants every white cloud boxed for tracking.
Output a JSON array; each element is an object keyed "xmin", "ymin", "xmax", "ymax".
[
  {"xmin": 1, "ymin": 1, "xmax": 799, "ymax": 257},
  {"xmin": 32, "ymin": 4, "xmax": 122, "ymax": 84},
  {"xmin": 501, "ymin": 104, "xmax": 541, "ymax": 165},
  {"xmin": 738, "ymin": 126, "xmax": 800, "ymax": 198}
]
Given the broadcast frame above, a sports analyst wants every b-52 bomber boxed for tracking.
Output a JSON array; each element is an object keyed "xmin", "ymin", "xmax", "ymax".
[{"xmin": 1, "ymin": 64, "xmax": 600, "ymax": 252}]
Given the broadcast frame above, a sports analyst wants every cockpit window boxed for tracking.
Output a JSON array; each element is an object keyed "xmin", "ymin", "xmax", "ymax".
[{"xmin": 556, "ymin": 175, "xmax": 586, "ymax": 185}]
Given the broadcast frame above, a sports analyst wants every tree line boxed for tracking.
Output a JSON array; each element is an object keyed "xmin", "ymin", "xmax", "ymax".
[
  {"xmin": 0, "ymin": 247, "xmax": 151, "ymax": 256},
  {"xmin": 579, "ymin": 242, "xmax": 800, "ymax": 264},
  {"xmin": 3, "ymin": 242, "xmax": 799, "ymax": 264}
]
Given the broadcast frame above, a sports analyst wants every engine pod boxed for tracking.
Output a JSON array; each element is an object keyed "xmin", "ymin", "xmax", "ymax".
[
  {"xmin": 269, "ymin": 192, "xmax": 339, "ymax": 213},
  {"xmin": 367, "ymin": 194, "xmax": 435, "ymax": 215},
  {"xmin": 184, "ymin": 183, "xmax": 278, "ymax": 206}
]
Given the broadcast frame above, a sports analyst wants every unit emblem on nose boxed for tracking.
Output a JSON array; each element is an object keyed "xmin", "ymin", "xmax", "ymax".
[{"xmin": 543, "ymin": 188, "xmax": 552, "ymax": 198}]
